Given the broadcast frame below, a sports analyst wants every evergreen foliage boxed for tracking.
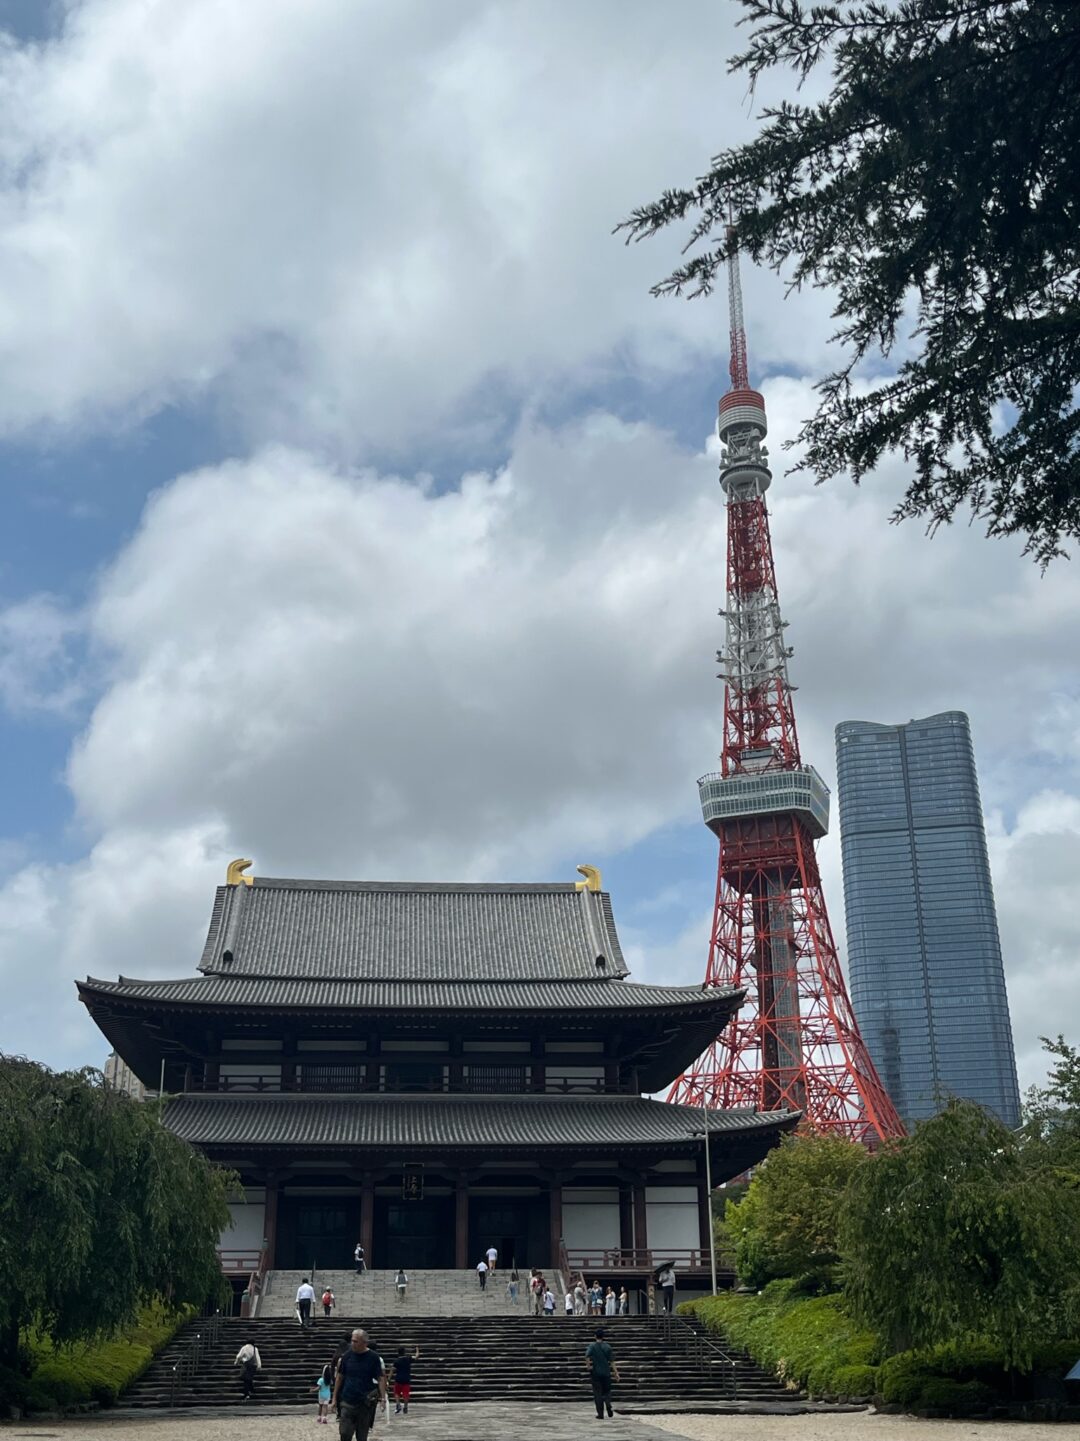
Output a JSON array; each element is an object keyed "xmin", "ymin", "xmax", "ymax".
[
  {"xmin": 840, "ymin": 1098, "xmax": 1080, "ymax": 1368},
  {"xmin": 618, "ymin": 1, "xmax": 1080, "ymax": 563},
  {"xmin": 0, "ymin": 1056, "xmax": 234, "ymax": 1370},
  {"xmin": 724, "ymin": 1132, "xmax": 866, "ymax": 1286}
]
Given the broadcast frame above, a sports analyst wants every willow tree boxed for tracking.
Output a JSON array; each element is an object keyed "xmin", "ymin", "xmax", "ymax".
[
  {"xmin": 0, "ymin": 1056, "xmax": 234, "ymax": 1369},
  {"xmin": 840, "ymin": 1099, "xmax": 1080, "ymax": 1368},
  {"xmin": 619, "ymin": 1, "xmax": 1080, "ymax": 564}
]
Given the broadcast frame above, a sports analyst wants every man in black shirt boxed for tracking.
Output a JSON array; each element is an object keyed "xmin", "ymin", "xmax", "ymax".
[
  {"xmin": 333, "ymin": 1329, "xmax": 386, "ymax": 1441},
  {"xmin": 585, "ymin": 1327, "xmax": 620, "ymax": 1419}
]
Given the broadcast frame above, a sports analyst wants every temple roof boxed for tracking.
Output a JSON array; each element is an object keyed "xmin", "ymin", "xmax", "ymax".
[
  {"xmin": 197, "ymin": 879, "xmax": 627, "ymax": 982},
  {"xmin": 79, "ymin": 973, "xmax": 734, "ymax": 1014},
  {"xmin": 163, "ymin": 1091, "xmax": 797, "ymax": 1157}
]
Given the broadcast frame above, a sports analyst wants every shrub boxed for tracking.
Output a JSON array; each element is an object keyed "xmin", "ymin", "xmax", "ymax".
[
  {"xmin": 830, "ymin": 1364, "xmax": 878, "ymax": 1396},
  {"xmin": 916, "ymin": 1378, "xmax": 995, "ymax": 1412},
  {"xmin": 21, "ymin": 1302, "xmax": 189, "ymax": 1412},
  {"xmin": 0, "ymin": 1364, "xmax": 31, "ymax": 1412}
]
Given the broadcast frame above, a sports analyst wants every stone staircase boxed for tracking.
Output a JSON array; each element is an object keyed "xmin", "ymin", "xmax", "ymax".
[
  {"xmin": 259, "ymin": 1268, "xmax": 538, "ymax": 1318},
  {"xmin": 122, "ymin": 1312, "xmax": 803, "ymax": 1409}
]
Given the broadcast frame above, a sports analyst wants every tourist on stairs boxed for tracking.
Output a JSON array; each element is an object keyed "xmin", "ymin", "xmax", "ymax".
[
  {"xmin": 234, "ymin": 1341, "xmax": 261, "ymax": 1401},
  {"xmin": 585, "ymin": 1327, "xmax": 620, "ymax": 1419},
  {"xmin": 334, "ymin": 1329, "xmax": 386, "ymax": 1441},
  {"xmin": 296, "ymin": 1277, "xmax": 316, "ymax": 1327},
  {"xmin": 395, "ymin": 1267, "xmax": 408, "ymax": 1302},
  {"xmin": 391, "ymin": 1345, "xmax": 419, "ymax": 1415},
  {"xmin": 476, "ymin": 1258, "xmax": 488, "ymax": 1291}
]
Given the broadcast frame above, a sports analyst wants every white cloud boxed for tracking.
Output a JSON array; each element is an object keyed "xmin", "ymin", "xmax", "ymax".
[
  {"xmin": 0, "ymin": 0, "xmax": 833, "ymax": 452},
  {"xmin": 0, "ymin": 391, "xmax": 1077, "ymax": 1086},
  {"xmin": 0, "ymin": 593, "xmax": 83, "ymax": 714}
]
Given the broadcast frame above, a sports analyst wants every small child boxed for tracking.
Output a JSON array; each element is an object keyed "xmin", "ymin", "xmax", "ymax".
[
  {"xmin": 564, "ymin": 1289, "xmax": 574, "ymax": 1316},
  {"xmin": 392, "ymin": 1345, "xmax": 419, "ymax": 1415},
  {"xmin": 313, "ymin": 1361, "xmax": 333, "ymax": 1424},
  {"xmin": 321, "ymin": 1287, "xmax": 335, "ymax": 1318},
  {"xmin": 542, "ymin": 1287, "xmax": 556, "ymax": 1316}
]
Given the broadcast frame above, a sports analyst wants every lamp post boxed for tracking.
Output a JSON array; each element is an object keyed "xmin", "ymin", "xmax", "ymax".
[{"xmin": 695, "ymin": 1107, "xmax": 718, "ymax": 1296}]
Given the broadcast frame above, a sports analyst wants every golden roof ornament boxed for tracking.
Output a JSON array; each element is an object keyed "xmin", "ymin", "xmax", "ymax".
[
  {"xmin": 226, "ymin": 858, "xmax": 254, "ymax": 887},
  {"xmin": 574, "ymin": 864, "xmax": 602, "ymax": 893}
]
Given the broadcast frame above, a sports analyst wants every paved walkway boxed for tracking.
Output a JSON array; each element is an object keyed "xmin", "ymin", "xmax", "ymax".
[{"xmin": 4, "ymin": 1407, "xmax": 1075, "ymax": 1441}]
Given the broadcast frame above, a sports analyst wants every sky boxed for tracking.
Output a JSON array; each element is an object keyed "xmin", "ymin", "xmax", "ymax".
[{"xmin": 0, "ymin": 0, "xmax": 1076, "ymax": 1101}]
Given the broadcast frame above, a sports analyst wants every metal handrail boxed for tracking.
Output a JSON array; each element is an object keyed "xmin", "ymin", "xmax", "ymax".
[
  {"xmin": 168, "ymin": 1309, "xmax": 222, "ymax": 1406},
  {"xmin": 650, "ymin": 1308, "xmax": 738, "ymax": 1400}
]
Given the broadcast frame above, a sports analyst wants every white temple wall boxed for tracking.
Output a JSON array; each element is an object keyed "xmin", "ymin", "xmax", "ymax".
[
  {"xmin": 561, "ymin": 1187, "xmax": 620, "ymax": 1251},
  {"xmin": 645, "ymin": 1186, "xmax": 699, "ymax": 1253},
  {"xmin": 223, "ymin": 1196, "xmax": 266, "ymax": 1252}
]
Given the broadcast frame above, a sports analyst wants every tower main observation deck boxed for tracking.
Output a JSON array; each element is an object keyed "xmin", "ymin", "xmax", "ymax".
[{"xmin": 667, "ymin": 240, "xmax": 904, "ymax": 1145}]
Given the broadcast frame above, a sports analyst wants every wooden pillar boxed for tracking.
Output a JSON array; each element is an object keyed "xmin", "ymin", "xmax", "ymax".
[
  {"xmin": 454, "ymin": 1172, "xmax": 470, "ymax": 1269},
  {"xmin": 619, "ymin": 1184, "xmax": 633, "ymax": 1254},
  {"xmin": 530, "ymin": 1037, "xmax": 546, "ymax": 1093},
  {"xmin": 548, "ymin": 1179, "xmax": 563, "ymax": 1270},
  {"xmin": 360, "ymin": 1176, "xmax": 375, "ymax": 1263},
  {"xmin": 263, "ymin": 1172, "xmax": 280, "ymax": 1267},
  {"xmin": 632, "ymin": 1180, "xmax": 648, "ymax": 1259}
]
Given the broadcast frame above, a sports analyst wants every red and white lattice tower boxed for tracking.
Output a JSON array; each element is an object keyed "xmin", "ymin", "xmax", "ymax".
[{"xmin": 668, "ymin": 230, "xmax": 904, "ymax": 1144}]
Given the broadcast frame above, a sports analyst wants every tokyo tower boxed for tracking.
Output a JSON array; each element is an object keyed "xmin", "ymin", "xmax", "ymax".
[{"xmin": 668, "ymin": 232, "xmax": 904, "ymax": 1145}]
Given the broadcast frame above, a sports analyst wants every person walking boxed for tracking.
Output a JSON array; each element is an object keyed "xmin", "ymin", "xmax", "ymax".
[
  {"xmin": 322, "ymin": 1286, "xmax": 336, "ymax": 1319},
  {"xmin": 564, "ymin": 1288, "xmax": 574, "ymax": 1316},
  {"xmin": 476, "ymin": 1258, "xmax": 488, "ymax": 1291},
  {"xmin": 391, "ymin": 1345, "xmax": 419, "ymax": 1415},
  {"xmin": 619, "ymin": 1286, "xmax": 629, "ymax": 1316},
  {"xmin": 296, "ymin": 1276, "xmax": 316, "ymax": 1327},
  {"xmin": 485, "ymin": 1243, "xmax": 498, "ymax": 1276},
  {"xmin": 313, "ymin": 1360, "xmax": 334, "ymax": 1423},
  {"xmin": 353, "ymin": 1241, "xmax": 366, "ymax": 1275},
  {"xmin": 333, "ymin": 1329, "xmax": 386, "ymax": 1441},
  {"xmin": 658, "ymin": 1264, "xmax": 676, "ymax": 1314},
  {"xmin": 234, "ymin": 1341, "xmax": 261, "ymax": 1400},
  {"xmin": 395, "ymin": 1268, "xmax": 408, "ymax": 1302},
  {"xmin": 542, "ymin": 1285, "xmax": 556, "ymax": 1317},
  {"xmin": 507, "ymin": 1268, "xmax": 520, "ymax": 1305},
  {"xmin": 585, "ymin": 1326, "xmax": 620, "ymax": 1419}
]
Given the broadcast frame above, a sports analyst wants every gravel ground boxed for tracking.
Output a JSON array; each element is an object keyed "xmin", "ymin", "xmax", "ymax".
[
  {"xmin": 646, "ymin": 1414, "xmax": 1072, "ymax": 1441},
  {"xmin": 3, "ymin": 1409, "xmax": 1076, "ymax": 1441}
]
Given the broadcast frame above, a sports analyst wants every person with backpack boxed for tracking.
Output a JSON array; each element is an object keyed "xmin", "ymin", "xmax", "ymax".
[
  {"xmin": 234, "ymin": 1341, "xmax": 261, "ymax": 1400},
  {"xmin": 353, "ymin": 1240, "xmax": 366, "ymax": 1275},
  {"xmin": 395, "ymin": 1267, "xmax": 408, "ymax": 1302},
  {"xmin": 322, "ymin": 1286, "xmax": 336, "ymax": 1318}
]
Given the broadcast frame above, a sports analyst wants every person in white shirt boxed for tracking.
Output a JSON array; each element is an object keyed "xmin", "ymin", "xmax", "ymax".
[
  {"xmin": 485, "ymin": 1244, "xmax": 498, "ymax": 1275},
  {"xmin": 542, "ymin": 1287, "xmax": 556, "ymax": 1316},
  {"xmin": 296, "ymin": 1277, "xmax": 316, "ymax": 1327},
  {"xmin": 658, "ymin": 1265, "xmax": 676, "ymax": 1314},
  {"xmin": 476, "ymin": 1259, "xmax": 488, "ymax": 1291},
  {"xmin": 396, "ymin": 1268, "xmax": 408, "ymax": 1301}
]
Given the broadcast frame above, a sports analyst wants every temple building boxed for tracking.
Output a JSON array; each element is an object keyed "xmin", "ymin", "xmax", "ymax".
[{"xmin": 78, "ymin": 865, "xmax": 796, "ymax": 1284}]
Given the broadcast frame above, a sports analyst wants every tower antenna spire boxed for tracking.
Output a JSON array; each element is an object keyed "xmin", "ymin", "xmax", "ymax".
[
  {"xmin": 726, "ymin": 213, "xmax": 750, "ymax": 392},
  {"xmin": 668, "ymin": 220, "xmax": 904, "ymax": 1145}
]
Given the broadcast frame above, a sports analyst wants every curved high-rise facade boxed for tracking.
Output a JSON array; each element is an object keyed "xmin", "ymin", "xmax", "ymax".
[{"xmin": 835, "ymin": 711, "xmax": 1020, "ymax": 1128}]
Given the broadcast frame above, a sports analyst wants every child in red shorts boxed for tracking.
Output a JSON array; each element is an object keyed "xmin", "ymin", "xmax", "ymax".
[{"xmin": 391, "ymin": 1345, "xmax": 419, "ymax": 1414}]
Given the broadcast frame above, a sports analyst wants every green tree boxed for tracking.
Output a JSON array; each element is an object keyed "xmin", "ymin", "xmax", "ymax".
[
  {"xmin": 0, "ymin": 1056, "xmax": 235, "ymax": 1370},
  {"xmin": 725, "ymin": 1133, "xmax": 866, "ymax": 1287},
  {"xmin": 619, "ymin": 1, "xmax": 1080, "ymax": 564},
  {"xmin": 840, "ymin": 1099, "xmax": 1080, "ymax": 1368},
  {"xmin": 1024, "ymin": 1034, "xmax": 1080, "ymax": 1131}
]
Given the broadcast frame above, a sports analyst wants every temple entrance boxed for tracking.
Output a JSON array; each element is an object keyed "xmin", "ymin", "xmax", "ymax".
[
  {"xmin": 374, "ymin": 1194, "xmax": 455, "ymax": 1269},
  {"xmin": 278, "ymin": 1197, "xmax": 356, "ymax": 1271},
  {"xmin": 468, "ymin": 1198, "xmax": 534, "ymax": 1272}
]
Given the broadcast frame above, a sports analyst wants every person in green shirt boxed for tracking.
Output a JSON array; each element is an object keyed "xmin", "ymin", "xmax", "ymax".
[{"xmin": 585, "ymin": 1326, "xmax": 620, "ymax": 1419}]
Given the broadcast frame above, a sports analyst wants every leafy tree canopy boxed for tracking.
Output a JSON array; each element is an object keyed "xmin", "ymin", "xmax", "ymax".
[
  {"xmin": 619, "ymin": 1, "xmax": 1080, "ymax": 564},
  {"xmin": 1023, "ymin": 1033, "xmax": 1080, "ymax": 1153},
  {"xmin": 725, "ymin": 1132, "xmax": 866, "ymax": 1287},
  {"xmin": 840, "ymin": 1098, "xmax": 1080, "ymax": 1369},
  {"xmin": 0, "ymin": 1056, "xmax": 235, "ymax": 1369}
]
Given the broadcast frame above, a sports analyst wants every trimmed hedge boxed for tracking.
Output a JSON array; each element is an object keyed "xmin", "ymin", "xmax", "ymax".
[
  {"xmin": 686, "ymin": 1282, "xmax": 1080, "ymax": 1415},
  {"xmin": 3, "ymin": 1304, "xmax": 190, "ymax": 1414},
  {"xmin": 684, "ymin": 1278, "xmax": 881, "ymax": 1397}
]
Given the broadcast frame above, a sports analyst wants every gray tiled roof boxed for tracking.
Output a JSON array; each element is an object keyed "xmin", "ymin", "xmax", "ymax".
[
  {"xmin": 80, "ymin": 973, "xmax": 736, "ymax": 1014},
  {"xmin": 197, "ymin": 879, "xmax": 628, "ymax": 982},
  {"xmin": 163, "ymin": 1092, "xmax": 797, "ymax": 1152}
]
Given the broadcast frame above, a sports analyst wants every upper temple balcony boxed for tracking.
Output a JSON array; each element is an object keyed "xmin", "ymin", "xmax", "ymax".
[{"xmin": 698, "ymin": 765, "xmax": 831, "ymax": 840}]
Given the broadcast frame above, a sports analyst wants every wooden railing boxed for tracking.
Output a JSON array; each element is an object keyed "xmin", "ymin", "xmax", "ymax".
[{"xmin": 564, "ymin": 1247, "xmax": 733, "ymax": 1276}]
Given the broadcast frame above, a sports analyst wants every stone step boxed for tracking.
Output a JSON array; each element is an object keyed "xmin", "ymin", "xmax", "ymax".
[{"xmin": 124, "ymin": 1312, "xmax": 800, "ymax": 1409}]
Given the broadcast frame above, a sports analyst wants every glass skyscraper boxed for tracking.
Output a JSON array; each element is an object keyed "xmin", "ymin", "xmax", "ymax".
[{"xmin": 835, "ymin": 711, "xmax": 1020, "ymax": 1129}]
